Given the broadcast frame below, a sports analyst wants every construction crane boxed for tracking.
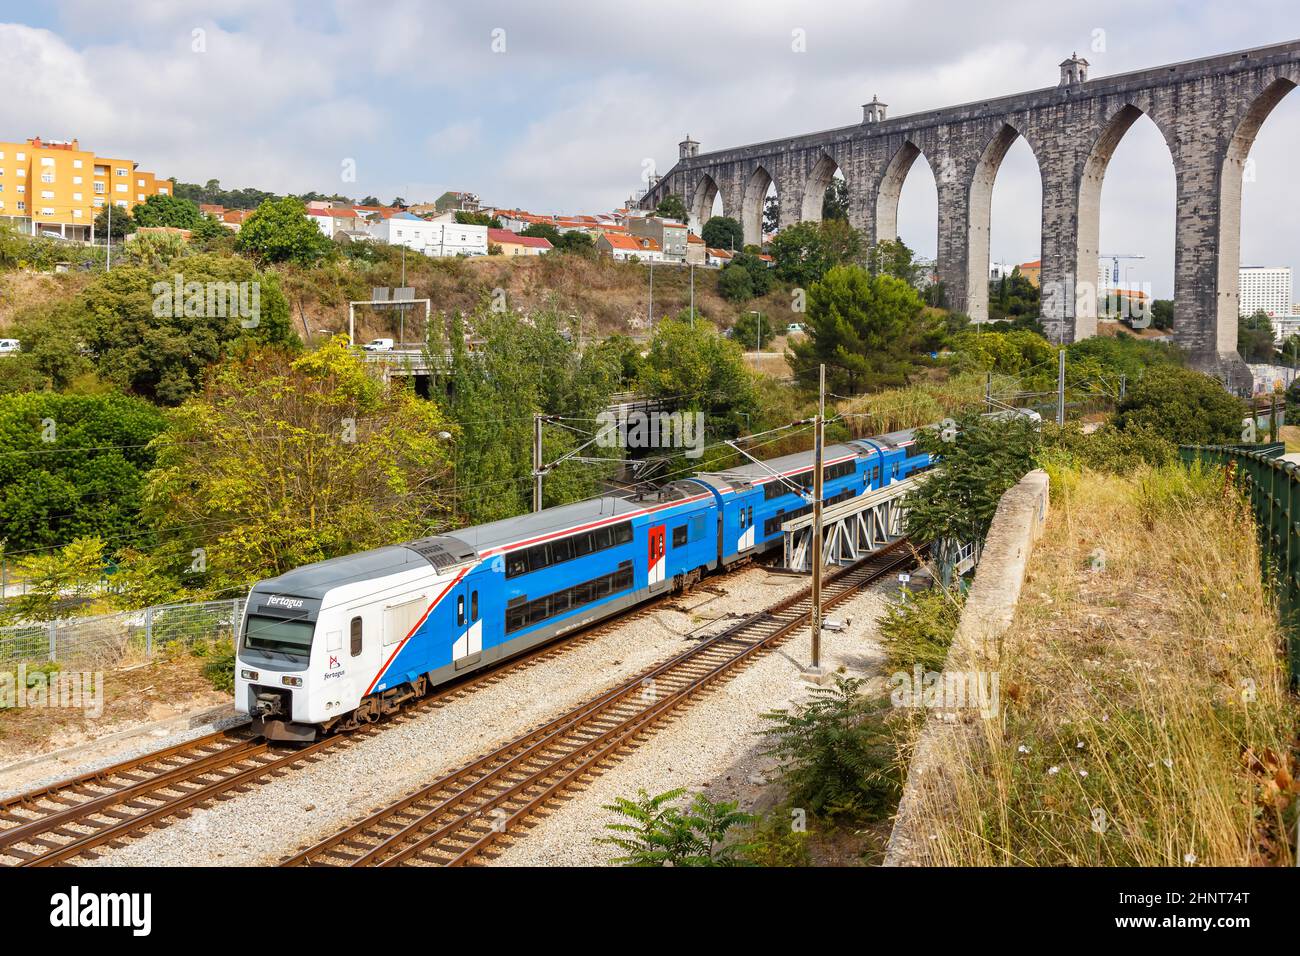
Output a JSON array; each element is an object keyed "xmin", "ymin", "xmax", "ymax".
[{"xmin": 1099, "ymin": 253, "xmax": 1145, "ymax": 289}]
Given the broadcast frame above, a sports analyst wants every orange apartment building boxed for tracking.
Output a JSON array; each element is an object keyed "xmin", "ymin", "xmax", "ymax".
[{"xmin": 0, "ymin": 136, "xmax": 171, "ymax": 241}]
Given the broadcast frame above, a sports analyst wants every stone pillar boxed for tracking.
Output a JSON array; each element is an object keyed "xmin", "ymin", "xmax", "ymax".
[
  {"xmin": 1038, "ymin": 160, "xmax": 1087, "ymax": 345},
  {"xmin": 934, "ymin": 153, "xmax": 971, "ymax": 316},
  {"xmin": 1169, "ymin": 119, "xmax": 1252, "ymax": 393}
]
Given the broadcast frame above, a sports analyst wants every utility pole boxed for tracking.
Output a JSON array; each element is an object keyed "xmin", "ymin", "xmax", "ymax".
[
  {"xmin": 532, "ymin": 413, "xmax": 544, "ymax": 513},
  {"xmin": 105, "ymin": 202, "xmax": 112, "ymax": 272},
  {"xmin": 985, "ymin": 371, "xmax": 992, "ymax": 411},
  {"xmin": 804, "ymin": 363, "xmax": 828, "ymax": 684},
  {"xmin": 1119, "ymin": 374, "xmax": 1126, "ymax": 402},
  {"xmin": 1056, "ymin": 349, "xmax": 1066, "ymax": 426},
  {"xmin": 689, "ymin": 262, "xmax": 695, "ymax": 326},
  {"xmin": 647, "ymin": 260, "xmax": 654, "ymax": 329}
]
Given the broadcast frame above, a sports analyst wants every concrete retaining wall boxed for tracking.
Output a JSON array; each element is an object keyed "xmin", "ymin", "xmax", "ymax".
[{"xmin": 883, "ymin": 468, "xmax": 1050, "ymax": 866}]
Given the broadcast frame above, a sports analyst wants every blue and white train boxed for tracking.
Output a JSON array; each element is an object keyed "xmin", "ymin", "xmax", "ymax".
[{"xmin": 235, "ymin": 429, "xmax": 933, "ymax": 740}]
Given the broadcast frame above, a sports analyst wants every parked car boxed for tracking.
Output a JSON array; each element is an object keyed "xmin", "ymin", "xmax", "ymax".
[
  {"xmin": 786, "ymin": 323, "xmax": 806, "ymax": 336},
  {"xmin": 0, "ymin": 339, "xmax": 21, "ymax": 356},
  {"xmin": 361, "ymin": 338, "xmax": 395, "ymax": 352}
]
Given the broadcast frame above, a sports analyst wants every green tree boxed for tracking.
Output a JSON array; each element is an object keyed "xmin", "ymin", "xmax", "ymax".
[
  {"xmin": 788, "ymin": 264, "xmax": 932, "ymax": 393},
  {"xmin": 654, "ymin": 194, "xmax": 688, "ymax": 222},
  {"xmin": 145, "ymin": 338, "xmax": 454, "ymax": 592},
  {"xmin": 0, "ymin": 536, "xmax": 109, "ymax": 624},
  {"xmin": 1150, "ymin": 299, "xmax": 1173, "ymax": 331},
  {"xmin": 701, "ymin": 216, "xmax": 743, "ymax": 252},
  {"xmin": 717, "ymin": 262, "xmax": 755, "ymax": 302},
  {"xmin": 94, "ymin": 204, "xmax": 134, "ymax": 240},
  {"xmin": 130, "ymin": 194, "xmax": 204, "ymax": 230},
  {"xmin": 769, "ymin": 219, "xmax": 864, "ymax": 287},
  {"xmin": 519, "ymin": 222, "xmax": 561, "ymax": 245},
  {"xmin": 637, "ymin": 318, "xmax": 758, "ymax": 442},
  {"xmin": 822, "ymin": 177, "xmax": 849, "ymax": 221},
  {"xmin": 986, "ymin": 267, "xmax": 1041, "ymax": 322},
  {"xmin": 454, "ymin": 211, "xmax": 502, "ymax": 228},
  {"xmin": 732, "ymin": 311, "xmax": 775, "ymax": 350},
  {"xmin": 0, "ymin": 392, "xmax": 166, "ymax": 553},
  {"xmin": 1238, "ymin": 310, "xmax": 1277, "ymax": 363},
  {"xmin": 235, "ymin": 196, "xmax": 333, "ymax": 264},
  {"xmin": 433, "ymin": 310, "xmax": 622, "ymax": 523},
  {"xmin": 904, "ymin": 410, "xmax": 1040, "ymax": 549},
  {"xmin": 1115, "ymin": 366, "xmax": 1247, "ymax": 445},
  {"xmin": 554, "ymin": 230, "xmax": 596, "ymax": 255},
  {"xmin": 76, "ymin": 254, "xmax": 299, "ymax": 404}
]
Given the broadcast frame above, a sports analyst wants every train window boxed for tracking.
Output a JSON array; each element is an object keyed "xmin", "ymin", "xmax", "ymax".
[
  {"xmin": 551, "ymin": 590, "xmax": 572, "ymax": 615},
  {"xmin": 506, "ymin": 606, "xmax": 525, "ymax": 633},
  {"xmin": 550, "ymin": 537, "xmax": 573, "ymax": 563},
  {"xmin": 872, "ymin": 466, "xmax": 880, "ymax": 483},
  {"xmin": 457, "ymin": 595, "xmax": 465, "ymax": 627},
  {"xmin": 747, "ymin": 507, "xmax": 754, "ymax": 526},
  {"xmin": 526, "ymin": 597, "xmax": 549, "ymax": 625},
  {"xmin": 672, "ymin": 525, "xmax": 688, "ymax": 548},
  {"xmin": 471, "ymin": 591, "xmax": 478, "ymax": 620},
  {"xmin": 593, "ymin": 576, "xmax": 612, "ymax": 599},
  {"xmin": 573, "ymin": 582, "xmax": 593, "ymax": 606},
  {"xmin": 350, "ymin": 616, "xmax": 363, "ymax": 657},
  {"xmin": 738, "ymin": 509, "xmax": 747, "ymax": 529},
  {"xmin": 572, "ymin": 532, "xmax": 595, "ymax": 557},
  {"xmin": 527, "ymin": 543, "xmax": 551, "ymax": 573},
  {"xmin": 505, "ymin": 551, "xmax": 529, "ymax": 578},
  {"xmin": 592, "ymin": 526, "xmax": 613, "ymax": 550},
  {"xmin": 891, "ymin": 463, "xmax": 900, "ymax": 478},
  {"xmin": 689, "ymin": 515, "xmax": 706, "ymax": 541},
  {"xmin": 613, "ymin": 522, "xmax": 634, "ymax": 545}
]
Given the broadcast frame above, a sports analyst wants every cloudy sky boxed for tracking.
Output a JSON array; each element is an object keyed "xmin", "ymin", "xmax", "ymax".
[{"xmin": 2, "ymin": 0, "xmax": 1299, "ymax": 297}]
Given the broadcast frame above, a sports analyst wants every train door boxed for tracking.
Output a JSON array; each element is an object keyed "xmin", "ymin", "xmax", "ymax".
[
  {"xmin": 451, "ymin": 579, "xmax": 483, "ymax": 670},
  {"xmin": 648, "ymin": 524, "xmax": 666, "ymax": 585},
  {"xmin": 739, "ymin": 503, "xmax": 755, "ymax": 551}
]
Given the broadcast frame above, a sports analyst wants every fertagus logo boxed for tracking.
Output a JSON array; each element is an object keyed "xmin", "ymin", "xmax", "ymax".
[{"xmin": 265, "ymin": 595, "xmax": 305, "ymax": 610}]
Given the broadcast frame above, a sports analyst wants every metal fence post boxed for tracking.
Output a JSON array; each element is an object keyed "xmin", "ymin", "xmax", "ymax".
[
  {"xmin": 145, "ymin": 606, "xmax": 154, "ymax": 659},
  {"xmin": 47, "ymin": 621, "xmax": 56, "ymax": 662}
]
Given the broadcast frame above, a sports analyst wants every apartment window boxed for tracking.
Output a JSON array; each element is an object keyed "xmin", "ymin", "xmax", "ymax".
[
  {"xmin": 40, "ymin": 172, "xmax": 53, "ymax": 183},
  {"xmin": 137, "ymin": 178, "xmax": 144, "ymax": 186},
  {"xmin": 72, "ymin": 209, "xmax": 82, "ymax": 219},
  {"xmin": 115, "ymin": 200, "xmax": 127, "ymax": 208},
  {"xmin": 16, "ymin": 168, "xmax": 24, "ymax": 177},
  {"xmin": 72, "ymin": 192, "xmax": 81, "ymax": 201},
  {"xmin": 0, "ymin": 201, "xmax": 4, "ymax": 210},
  {"xmin": 0, "ymin": 151, "xmax": 5, "ymax": 159},
  {"xmin": 115, "ymin": 167, "xmax": 127, "ymax": 176},
  {"xmin": 94, "ymin": 182, "xmax": 105, "ymax": 194},
  {"xmin": 16, "ymin": 152, "xmax": 25, "ymax": 161},
  {"xmin": 16, "ymin": 185, "xmax": 23, "ymax": 193},
  {"xmin": 72, "ymin": 176, "xmax": 82, "ymax": 185},
  {"xmin": 158, "ymin": 187, "xmax": 169, "ymax": 195},
  {"xmin": 16, "ymin": 201, "xmax": 24, "ymax": 211},
  {"xmin": 0, "ymin": 168, "xmax": 5, "ymax": 176},
  {"xmin": 40, "ymin": 190, "xmax": 53, "ymax": 199},
  {"xmin": 94, "ymin": 167, "xmax": 106, "ymax": 177},
  {"xmin": 40, "ymin": 207, "xmax": 53, "ymax": 216},
  {"xmin": 93, "ymin": 199, "xmax": 103, "ymax": 208},
  {"xmin": 137, "ymin": 193, "xmax": 145, "ymax": 201},
  {"xmin": 72, "ymin": 159, "xmax": 82, "ymax": 169},
  {"xmin": 114, "ymin": 183, "xmax": 127, "ymax": 193},
  {"xmin": 39, "ymin": 157, "xmax": 54, "ymax": 166}
]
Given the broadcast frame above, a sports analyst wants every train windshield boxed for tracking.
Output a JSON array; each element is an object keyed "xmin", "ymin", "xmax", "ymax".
[{"xmin": 244, "ymin": 615, "xmax": 315, "ymax": 655}]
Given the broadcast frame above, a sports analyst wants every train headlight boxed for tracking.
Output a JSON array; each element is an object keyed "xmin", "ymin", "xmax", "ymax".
[
  {"xmin": 241, "ymin": 669, "xmax": 259, "ymax": 681},
  {"xmin": 282, "ymin": 676, "xmax": 303, "ymax": 687}
]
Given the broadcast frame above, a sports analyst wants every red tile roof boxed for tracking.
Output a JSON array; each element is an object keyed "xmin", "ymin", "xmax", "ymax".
[{"xmin": 489, "ymin": 228, "xmax": 552, "ymax": 249}]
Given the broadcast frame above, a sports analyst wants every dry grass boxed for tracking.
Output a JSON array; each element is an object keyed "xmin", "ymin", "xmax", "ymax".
[
  {"xmin": 835, "ymin": 371, "xmax": 1012, "ymax": 438},
  {"xmin": 910, "ymin": 464, "xmax": 1298, "ymax": 866}
]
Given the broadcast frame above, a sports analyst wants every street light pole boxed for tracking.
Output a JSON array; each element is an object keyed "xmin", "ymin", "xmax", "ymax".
[{"xmin": 533, "ymin": 413, "xmax": 544, "ymax": 513}]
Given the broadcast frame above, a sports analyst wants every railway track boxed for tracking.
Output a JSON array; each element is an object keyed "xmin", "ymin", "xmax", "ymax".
[
  {"xmin": 0, "ymin": 575, "xmax": 725, "ymax": 867},
  {"xmin": 283, "ymin": 538, "xmax": 916, "ymax": 867}
]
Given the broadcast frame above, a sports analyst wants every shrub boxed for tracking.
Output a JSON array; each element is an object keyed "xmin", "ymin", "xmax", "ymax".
[
  {"xmin": 1039, "ymin": 421, "xmax": 1177, "ymax": 474},
  {"xmin": 760, "ymin": 675, "xmax": 903, "ymax": 822},
  {"xmin": 879, "ymin": 586, "xmax": 964, "ymax": 673},
  {"xmin": 1115, "ymin": 366, "xmax": 1246, "ymax": 446},
  {"xmin": 202, "ymin": 638, "xmax": 236, "ymax": 693},
  {"xmin": 596, "ymin": 788, "xmax": 754, "ymax": 866}
]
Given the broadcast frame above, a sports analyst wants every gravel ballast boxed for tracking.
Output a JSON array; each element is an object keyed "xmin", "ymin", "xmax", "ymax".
[
  {"xmin": 78, "ymin": 566, "xmax": 812, "ymax": 867},
  {"xmin": 487, "ymin": 580, "xmax": 897, "ymax": 866}
]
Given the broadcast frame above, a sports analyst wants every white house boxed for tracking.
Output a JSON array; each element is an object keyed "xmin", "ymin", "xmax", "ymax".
[{"xmin": 366, "ymin": 212, "xmax": 487, "ymax": 257}]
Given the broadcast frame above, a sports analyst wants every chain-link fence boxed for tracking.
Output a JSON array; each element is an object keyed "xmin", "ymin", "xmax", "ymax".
[{"xmin": 0, "ymin": 598, "xmax": 245, "ymax": 670}]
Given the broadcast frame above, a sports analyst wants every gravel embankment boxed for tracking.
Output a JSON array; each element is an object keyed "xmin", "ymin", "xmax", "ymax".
[
  {"xmin": 487, "ymin": 581, "xmax": 896, "ymax": 866},
  {"xmin": 79, "ymin": 566, "xmax": 808, "ymax": 866}
]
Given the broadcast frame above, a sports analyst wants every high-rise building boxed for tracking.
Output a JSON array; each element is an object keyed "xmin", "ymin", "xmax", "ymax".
[
  {"xmin": 0, "ymin": 136, "xmax": 171, "ymax": 241},
  {"xmin": 1239, "ymin": 266, "xmax": 1292, "ymax": 318}
]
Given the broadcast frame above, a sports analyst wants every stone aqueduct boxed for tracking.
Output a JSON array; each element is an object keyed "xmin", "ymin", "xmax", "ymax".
[{"xmin": 638, "ymin": 40, "xmax": 1300, "ymax": 391}]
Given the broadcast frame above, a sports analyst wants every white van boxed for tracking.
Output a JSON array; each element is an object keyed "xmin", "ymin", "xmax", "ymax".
[
  {"xmin": 362, "ymin": 338, "xmax": 394, "ymax": 352},
  {"xmin": 0, "ymin": 339, "xmax": 20, "ymax": 356}
]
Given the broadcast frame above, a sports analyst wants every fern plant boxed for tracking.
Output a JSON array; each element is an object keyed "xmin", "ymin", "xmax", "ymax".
[
  {"xmin": 760, "ymin": 675, "xmax": 902, "ymax": 823},
  {"xmin": 596, "ymin": 788, "xmax": 754, "ymax": 866}
]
